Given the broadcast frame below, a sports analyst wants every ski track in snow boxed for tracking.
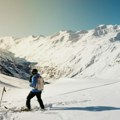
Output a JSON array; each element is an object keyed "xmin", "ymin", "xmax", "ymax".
[{"xmin": 59, "ymin": 80, "xmax": 120, "ymax": 95}]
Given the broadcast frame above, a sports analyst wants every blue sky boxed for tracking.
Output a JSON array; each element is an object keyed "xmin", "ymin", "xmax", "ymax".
[{"xmin": 0, "ymin": 0, "xmax": 120, "ymax": 37}]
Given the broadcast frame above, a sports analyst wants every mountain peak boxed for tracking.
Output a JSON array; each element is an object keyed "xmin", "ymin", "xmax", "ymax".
[{"xmin": 93, "ymin": 24, "xmax": 120, "ymax": 36}]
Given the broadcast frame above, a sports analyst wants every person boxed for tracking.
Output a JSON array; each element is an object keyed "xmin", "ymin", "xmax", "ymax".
[{"xmin": 26, "ymin": 69, "xmax": 45, "ymax": 111}]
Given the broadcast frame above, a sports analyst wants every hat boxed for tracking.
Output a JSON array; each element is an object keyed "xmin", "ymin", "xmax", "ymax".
[{"xmin": 32, "ymin": 69, "xmax": 38, "ymax": 74}]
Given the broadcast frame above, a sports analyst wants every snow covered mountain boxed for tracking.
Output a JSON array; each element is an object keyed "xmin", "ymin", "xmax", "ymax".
[{"xmin": 1, "ymin": 24, "xmax": 120, "ymax": 80}]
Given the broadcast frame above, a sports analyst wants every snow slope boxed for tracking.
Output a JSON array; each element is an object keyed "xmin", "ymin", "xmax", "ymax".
[
  {"xmin": 1, "ymin": 74, "xmax": 120, "ymax": 120},
  {"xmin": 1, "ymin": 25, "xmax": 120, "ymax": 80}
]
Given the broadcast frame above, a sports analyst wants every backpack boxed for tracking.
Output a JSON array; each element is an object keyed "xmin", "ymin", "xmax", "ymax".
[{"xmin": 36, "ymin": 76, "xmax": 44, "ymax": 90}]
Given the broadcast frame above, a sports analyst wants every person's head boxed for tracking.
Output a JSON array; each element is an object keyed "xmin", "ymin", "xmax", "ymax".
[{"xmin": 32, "ymin": 69, "xmax": 38, "ymax": 75}]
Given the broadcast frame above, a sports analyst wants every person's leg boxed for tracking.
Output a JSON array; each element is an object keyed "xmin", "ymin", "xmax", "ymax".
[
  {"xmin": 26, "ymin": 92, "xmax": 35, "ymax": 110},
  {"xmin": 36, "ymin": 91, "xmax": 45, "ymax": 109}
]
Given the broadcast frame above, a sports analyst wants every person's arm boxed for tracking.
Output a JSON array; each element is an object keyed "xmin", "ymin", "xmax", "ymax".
[
  {"xmin": 29, "ymin": 75, "xmax": 33, "ymax": 83},
  {"xmin": 30, "ymin": 76, "xmax": 37, "ymax": 88}
]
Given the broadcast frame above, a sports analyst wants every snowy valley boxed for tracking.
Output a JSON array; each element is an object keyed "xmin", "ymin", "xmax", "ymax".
[{"xmin": 1, "ymin": 25, "xmax": 120, "ymax": 80}]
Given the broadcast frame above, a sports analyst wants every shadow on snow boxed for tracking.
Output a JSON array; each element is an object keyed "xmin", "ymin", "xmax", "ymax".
[{"xmin": 51, "ymin": 106, "xmax": 120, "ymax": 112}]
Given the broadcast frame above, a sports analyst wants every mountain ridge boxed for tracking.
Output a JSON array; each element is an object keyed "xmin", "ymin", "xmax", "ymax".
[{"xmin": 1, "ymin": 24, "xmax": 120, "ymax": 80}]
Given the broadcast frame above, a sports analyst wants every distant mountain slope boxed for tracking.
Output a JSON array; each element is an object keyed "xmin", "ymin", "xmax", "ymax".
[
  {"xmin": 0, "ymin": 49, "xmax": 32, "ymax": 79},
  {"xmin": 1, "ymin": 24, "xmax": 120, "ymax": 80}
]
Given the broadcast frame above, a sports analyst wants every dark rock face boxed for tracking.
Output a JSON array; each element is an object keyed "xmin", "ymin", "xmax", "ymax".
[{"xmin": 0, "ymin": 49, "xmax": 32, "ymax": 79}]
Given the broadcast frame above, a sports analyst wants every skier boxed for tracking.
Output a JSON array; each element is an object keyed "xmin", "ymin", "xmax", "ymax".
[{"xmin": 26, "ymin": 68, "xmax": 45, "ymax": 111}]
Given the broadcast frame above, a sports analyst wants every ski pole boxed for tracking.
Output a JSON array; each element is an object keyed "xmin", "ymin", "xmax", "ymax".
[{"xmin": 0, "ymin": 87, "xmax": 6, "ymax": 107}]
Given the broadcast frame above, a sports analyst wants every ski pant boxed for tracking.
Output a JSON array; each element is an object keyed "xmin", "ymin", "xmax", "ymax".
[{"xmin": 26, "ymin": 91, "xmax": 45, "ymax": 110}]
